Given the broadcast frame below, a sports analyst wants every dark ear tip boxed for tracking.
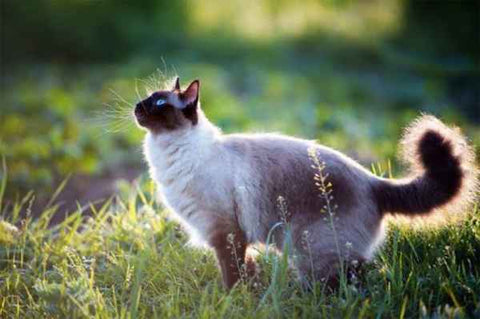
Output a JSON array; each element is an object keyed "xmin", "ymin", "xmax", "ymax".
[
  {"xmin": 184, "ymin": 79, "xmax": 200, "ymax": 92},
  {"xmin": 174, "ymin": 77, "xmax": 181, "ymax": 90}
]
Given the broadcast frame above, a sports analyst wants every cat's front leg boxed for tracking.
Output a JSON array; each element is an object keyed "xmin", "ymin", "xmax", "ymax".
[{"xmin": 209, "ymin": 225, "xmax": 249, "ymax": 289}]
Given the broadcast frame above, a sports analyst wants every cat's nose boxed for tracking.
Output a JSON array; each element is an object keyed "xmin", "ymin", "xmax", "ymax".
[{"xmin": 135, "ymin": 101, "xmax": 149, "ymax": 116}]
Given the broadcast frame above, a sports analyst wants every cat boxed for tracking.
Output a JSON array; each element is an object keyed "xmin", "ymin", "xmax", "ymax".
[{"xmin": 134, "ymin": 77, "xmax": 478, "ymax": 289}]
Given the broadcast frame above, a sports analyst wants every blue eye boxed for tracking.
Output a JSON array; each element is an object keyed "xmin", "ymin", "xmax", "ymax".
[{"xmin": 155, "ymin": 98, "xmax": 167, "ymax": 107}]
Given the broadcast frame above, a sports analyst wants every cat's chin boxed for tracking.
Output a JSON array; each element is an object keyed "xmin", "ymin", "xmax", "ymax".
[
  {"xmin": 134, "ymin": 115, "xmax": 155, "ymax": 132},
  {"xmin": 134, "ymin": 114, "xmax": 147, "ymax": 127},
  {"xmin": 135, "ymin": 119, "xmax": 148, "ymax": 129},
  {"xmin": 134, "ymin": 114, "xmax": 166, "ymax": 134}
]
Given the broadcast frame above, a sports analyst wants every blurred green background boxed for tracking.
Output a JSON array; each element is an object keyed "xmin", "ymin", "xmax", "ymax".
[{"xmin": 1, "ymin": 0, "xmax": 479, "ymax": 210}]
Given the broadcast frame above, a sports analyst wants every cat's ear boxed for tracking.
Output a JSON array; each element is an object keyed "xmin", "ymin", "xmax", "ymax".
[
  {"xmin": 173, "ymin": 77, "xmax": 180, "ymax": 91},
  {"xmin": 181, "ymin": 80, "xmax": 200, "ymax": 125},
  {"xmin": 182, "ymin": 80, "xmax": 200, "ymax": 107}
]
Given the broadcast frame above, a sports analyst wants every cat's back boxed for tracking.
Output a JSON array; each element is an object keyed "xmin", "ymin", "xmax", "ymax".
[
  {"xmin": 221, "ymin": 132, "xmax": 369, "ymax": 176},
  {"xmin": 221, "ymin": 132, "xmax": 374, "ymax": 209}
]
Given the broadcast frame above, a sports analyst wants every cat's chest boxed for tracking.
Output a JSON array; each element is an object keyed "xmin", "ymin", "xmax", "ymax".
[
  {"xmin": 152, "ymin": 159, "xmax": 201, "ymax": 214},
  {"xmin": 153, "ymin": 159, "xmax": 233, "ymax": 220},
  {"xmin": 158, "ymin": 181, "xmax": 198, "ymax": 217},
  {"xmin": 144, "ymin": 136, "xmax": 232, "ymax": 219}
]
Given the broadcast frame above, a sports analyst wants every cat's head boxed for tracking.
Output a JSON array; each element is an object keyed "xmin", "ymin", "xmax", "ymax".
[{"xmin": 134, "ymin": 77, "xmax": 200, "ymax": 133}]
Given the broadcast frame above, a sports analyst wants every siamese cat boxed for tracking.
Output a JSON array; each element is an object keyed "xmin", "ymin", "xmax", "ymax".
[{"xmin": 134, "ymin": 77, "xmax": 478, "ymax": 289}]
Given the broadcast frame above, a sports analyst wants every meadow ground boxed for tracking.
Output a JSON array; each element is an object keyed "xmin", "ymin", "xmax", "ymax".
[{"xmin": 1, "ymin": 169, "xmax": 479, "ymax": 318}]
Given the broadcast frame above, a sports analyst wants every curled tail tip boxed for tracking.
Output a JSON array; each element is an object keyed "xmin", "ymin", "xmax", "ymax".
[
  {"xmin": 401, "ymin": 114, "xmax": 479, "ymax": 210},
  {"xmin": 402, "ymin": 114, "xmax": 475, "ymax": 169},
  {"xmin": 374, "ymin": 115, "xmax": 478, "ymax": 216}
]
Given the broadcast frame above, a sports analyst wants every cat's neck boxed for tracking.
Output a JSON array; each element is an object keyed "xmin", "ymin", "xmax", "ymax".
[{"xmin": 144, "ymin": 110, "xmax": 221, "ymax": 165}]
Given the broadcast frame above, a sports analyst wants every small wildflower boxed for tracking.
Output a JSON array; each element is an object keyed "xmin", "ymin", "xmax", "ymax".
[{"xmin": 276, "ymin": 196, "xmax": 291, "ymax": 224}]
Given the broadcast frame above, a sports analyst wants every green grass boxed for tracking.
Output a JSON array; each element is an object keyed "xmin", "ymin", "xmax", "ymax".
[{"xmin": 1, "ymin": 171, "xmax": 479, "ymax": 319}]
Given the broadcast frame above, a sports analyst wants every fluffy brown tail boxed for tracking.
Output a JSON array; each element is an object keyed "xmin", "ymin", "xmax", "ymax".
[{"xmin": 373, "ymin": 115, "xmax": 478, "ymax": 216}]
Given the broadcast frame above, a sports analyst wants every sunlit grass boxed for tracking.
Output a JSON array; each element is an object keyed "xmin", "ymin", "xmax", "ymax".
[{"xmin": 1, "ymin": 164, "xmax": 479, "ymax": 318}]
